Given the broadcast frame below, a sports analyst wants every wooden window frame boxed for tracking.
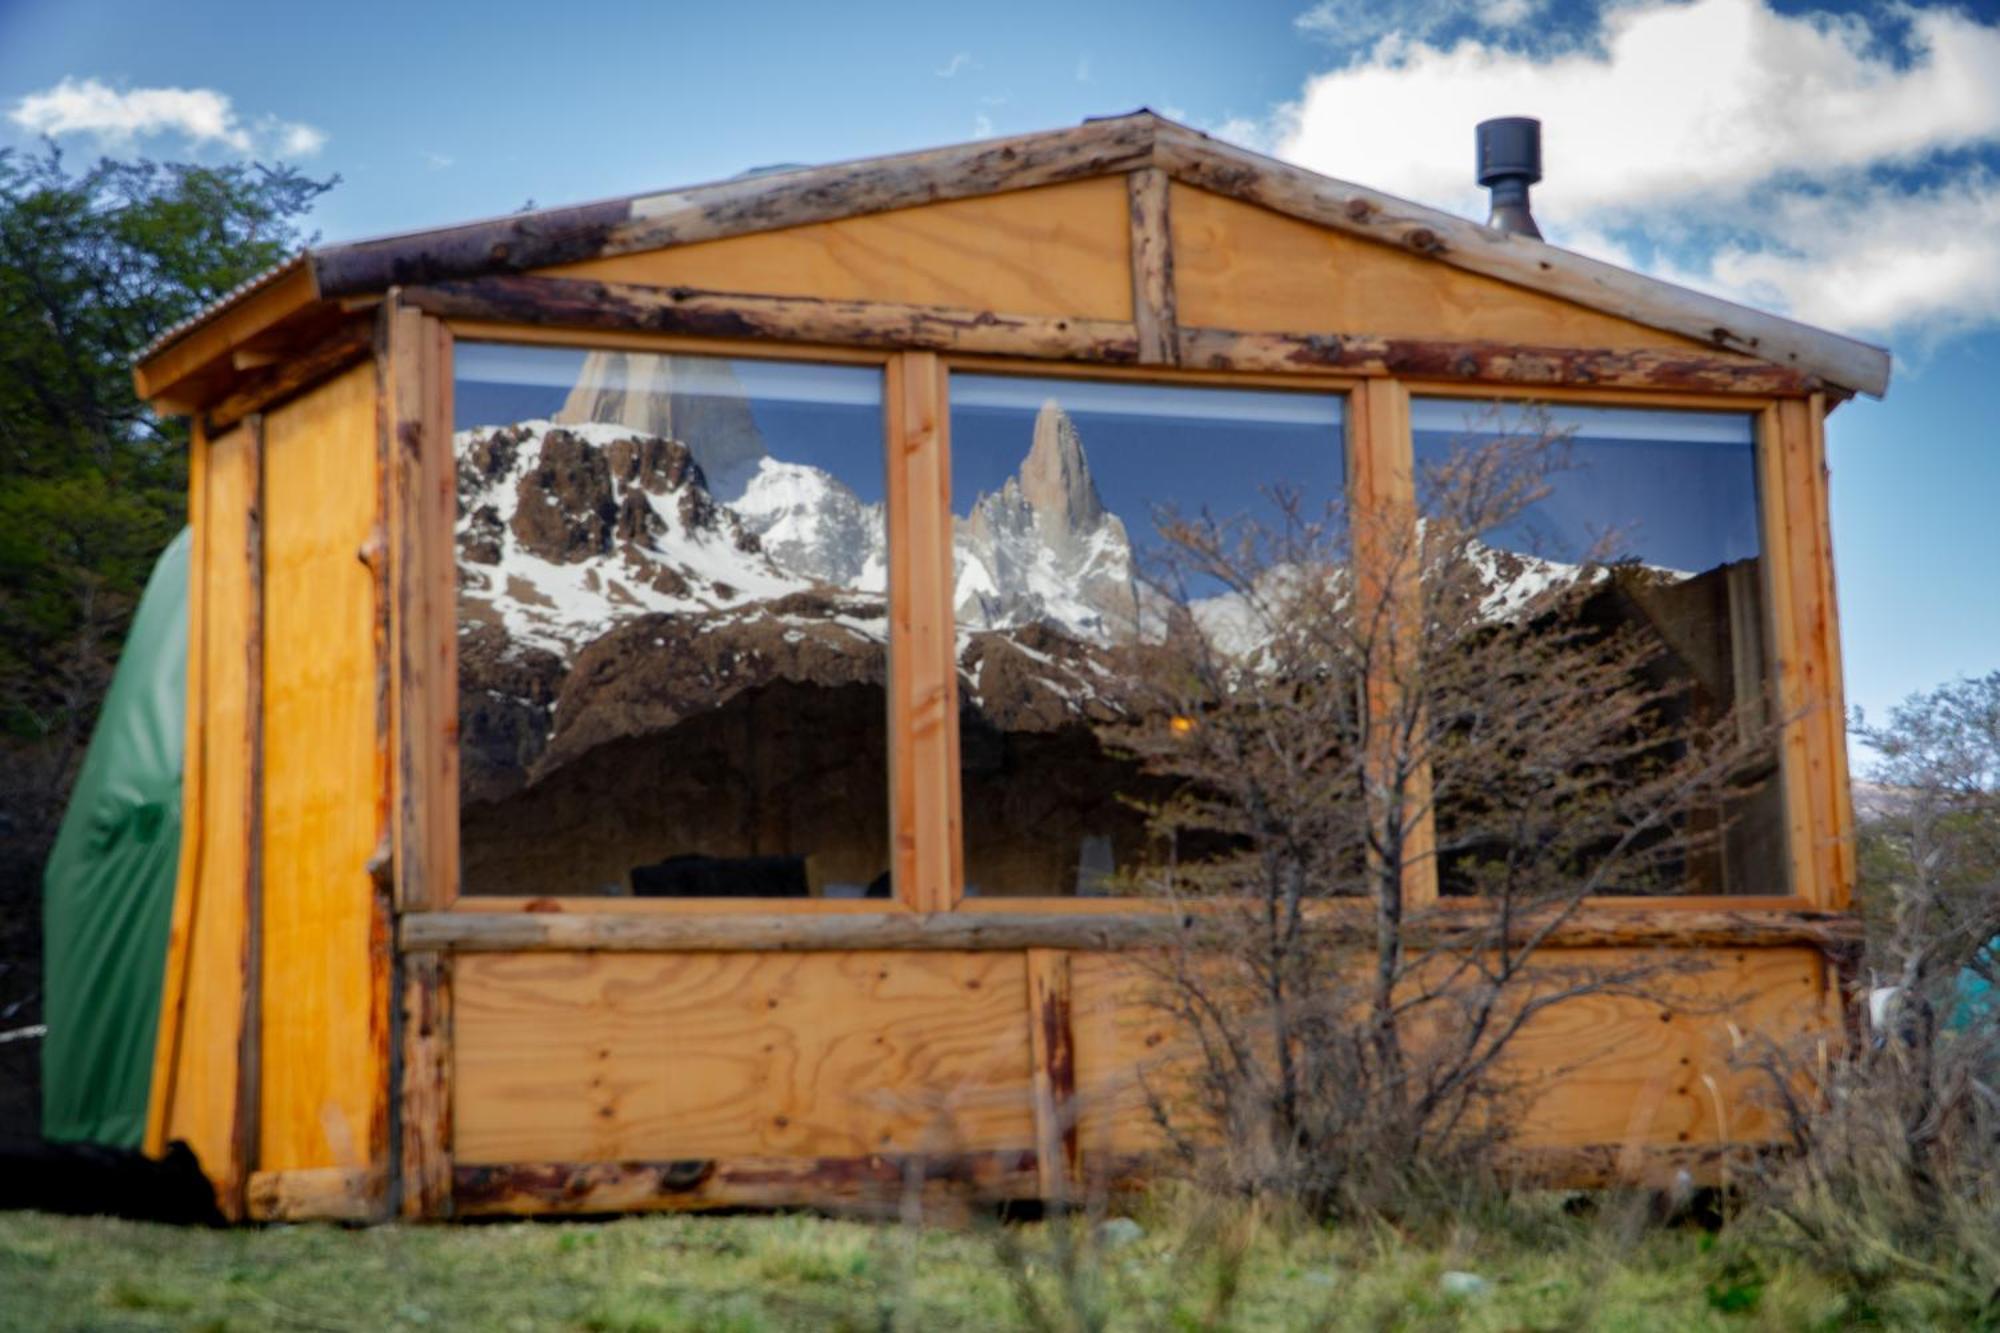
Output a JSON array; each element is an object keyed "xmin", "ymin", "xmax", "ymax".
[{"xmin": 417, "ymin": 325, "xmax": 1851, "ymax": 920}]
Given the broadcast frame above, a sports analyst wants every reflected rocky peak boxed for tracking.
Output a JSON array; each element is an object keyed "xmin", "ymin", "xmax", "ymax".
[
  {"xmin": 556, "ymin": 349, "xmax": 770, "ymax": 486},
  {"xmin": 1019, "ymin": 397, "xmax": 1108, "ymax": 542},
  {"xmin": 956, "ymin": 399, "xmax": 1137, "ymax": 641}
]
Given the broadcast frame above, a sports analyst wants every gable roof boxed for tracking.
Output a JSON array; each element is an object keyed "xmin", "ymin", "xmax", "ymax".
[{"xmin": 134, "ymin": 111, "xmax": 1891, "ymax": 402}]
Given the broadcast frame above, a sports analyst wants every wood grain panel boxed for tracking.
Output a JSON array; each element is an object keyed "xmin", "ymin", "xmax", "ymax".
[
  {"xmin": 1171, "ymin": 185, "xmax": 1710, "ymax": 352},
  {"xmin": 1068, "ymin": 953, "xmax": 1178, "ymax": 1159},
  {"xmin": 148, "ymin": 423, "xmax": 255, "ymax": 1209},
  {"xmin": 544, "ymin": 178, "xmax": 1132, "ymax": 322},
  {"xmin": 1066, "ymin": 945, "xmax": 1829, "ymax": 1158},
  {"xmin": 259, "ymin": 363, "xmax": 388, "ymax": 1173},
  {"xmin": 1503, "ymin": 947, "xmax": 1829, "ymax": 1148},
  {"xmin": 453, "ymin": 951, "xmax": 1035, "ymax": 1164}
]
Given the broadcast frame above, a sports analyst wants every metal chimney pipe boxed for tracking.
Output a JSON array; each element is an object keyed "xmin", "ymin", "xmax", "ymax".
[{"xmin": 1477, "ymin": 117, "xmax": 1543, "ymax": 239}]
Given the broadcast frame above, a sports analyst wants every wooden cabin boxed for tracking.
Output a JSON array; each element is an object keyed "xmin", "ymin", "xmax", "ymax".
[{"xmin": 132, "ymin": 112, "xmax": 1888, "ymax": 1223}]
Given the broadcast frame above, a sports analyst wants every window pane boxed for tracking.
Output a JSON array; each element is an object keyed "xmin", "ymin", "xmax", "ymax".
[
  {"xmin": 1411, "ymin": 398, "xmax": 1784, "ymax": 896},
  {"xmin": 949, "ymin": 374, "xmax": 1346, "ymax": 898},
  {"xmin": 454, "ymin": 344, "xmax": 890, "ymax": 898}
]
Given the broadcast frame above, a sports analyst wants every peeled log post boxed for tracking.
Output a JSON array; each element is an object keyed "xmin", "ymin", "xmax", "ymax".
[{"xmin": 1125, "ymin": 167, "xmax": 1179, "ymax": 365}]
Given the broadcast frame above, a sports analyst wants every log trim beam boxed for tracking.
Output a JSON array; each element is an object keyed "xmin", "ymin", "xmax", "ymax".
[
  {"xmin": 202, "ymin": 319, "xmax": 374, "ymax": 436},
  {"xmin": 246, "ymin": 1166, "xmax": 388, "ymax": 1222},
  {"xmin": 402, "ymin": 906, "xmax": 1863, "ymax": 954},
  {"xmin": 310, "ymin": 115, "xmax": 1161, "ymax": 295},
  {"xmin": 452, "ymin": 1151, "xmax": 1064, "ymax": 1218},
  {"xmin": 401, "ymin": 275, "xmax": 1821, "ymax": 395},
  {"xmin": 439, "ymin": 1141, "xmax": 1767, "ymax": 1219},
  {"xmin": 1149, "ymin": 121, "xmax": 1887, "ymax": 395},
  {"xmin": 144, "ymin": 113, "xmax": 1888, "ymax": 403}
]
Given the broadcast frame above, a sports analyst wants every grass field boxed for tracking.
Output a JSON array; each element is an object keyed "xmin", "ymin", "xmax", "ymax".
[{"xmin": 0, "ymin": 1197, "xmax": 1916, "ymax": 1332}]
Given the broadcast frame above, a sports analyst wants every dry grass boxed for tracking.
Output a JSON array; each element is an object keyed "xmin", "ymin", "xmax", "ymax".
[{"xmin": 0, "ymin": 1194, "xmax": 1882, "ymax": 1332}]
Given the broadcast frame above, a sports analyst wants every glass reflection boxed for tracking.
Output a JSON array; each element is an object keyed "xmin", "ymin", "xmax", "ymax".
[
  {"xmin": 949, "ymin": 375, "xmax": 1347, "ymax": 897},
  {"xmin": 453, "ymin": 344, "xmax": 889, "ymax": 898},
  {"xmin": 1412, "ymin": 398, "xmax": 1784, "ymax": 896}
]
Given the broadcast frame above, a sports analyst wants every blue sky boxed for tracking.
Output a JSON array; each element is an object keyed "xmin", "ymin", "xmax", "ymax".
[{"xmin": 2, "ymin": 0, "xmax": 1995, "ymax": 742}]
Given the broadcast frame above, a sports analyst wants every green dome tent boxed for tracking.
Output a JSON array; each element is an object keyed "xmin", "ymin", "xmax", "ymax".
[{"xmin": 41, "ymin": 528, "xmax": 188, "ymax": 1147}]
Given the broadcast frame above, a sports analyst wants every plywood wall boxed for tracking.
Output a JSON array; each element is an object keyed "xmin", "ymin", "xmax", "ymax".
[
  {"xmin": 145, "ymin": 421, "xmax": 255, "ymax": 1199},
  {"xmin": 258, "ymin": 363, "xmax": 388, "ymax": 1173},
  {"xmin": 454, "ymin": 951, "xmax": 1036, "ymax": 1164},
  {"xmin": 1170, "ymin": 184, "xmax": 1709, "ymax": 350},
  {"xmin": 1067, "ymin": 946, "xmax": 1829, "ymax": 1159},
  {"xmin": 541, "ymin": 177, "xmax": 1132, "ymax": 320},
  {"xmin": 449, "ymin": 942, "xmax": 1828, "ymax": 1181}
]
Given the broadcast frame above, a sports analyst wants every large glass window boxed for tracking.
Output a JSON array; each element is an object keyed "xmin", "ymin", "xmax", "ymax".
[
  {"xmin": 1411, "ymin": 398, "xmax": 1784, "ymax": 896},
  {"xmin": 453, "ymin": 344, "xmax": 890, "ymax": 898},
  {"xmin": 948, "ymin": 375, "xmax": 1347, "ymax": 898}
]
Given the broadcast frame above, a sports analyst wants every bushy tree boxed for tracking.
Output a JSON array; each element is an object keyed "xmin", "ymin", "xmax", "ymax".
[
  {"xmin": 1743, "ymin": 672, "xmax": 2000, "ymax": 1321},
  {"xmin": 0, "ymin": 143, "xmax": 331, "ymax": 1136}
]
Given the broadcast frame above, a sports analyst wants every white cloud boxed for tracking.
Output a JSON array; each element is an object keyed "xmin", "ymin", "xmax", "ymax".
[
  {"xmin": 8, "ymin": 76, "xmax": 325, "ymax": 158},
  {"xmin": 936, "ymin": 52, "xmax": 972, "ymax": 78},
  {"xmin": 274, "ymin": 121, "xmax": 327, "ymax": 157},
  {"xmin": 1296, "ymin": 0, "xmax": 1550, "ymax": 53},
  {"xmin": 1076, "ymin": 55, "xmax": 1092, "ymax": 83},
  {"xmin": 973, "ymin": 112, "xmax": 995, "ymax": 139},
  {"xmin": 1261, "ymin": 0, "xmax": 2000, "ymax": 342}
]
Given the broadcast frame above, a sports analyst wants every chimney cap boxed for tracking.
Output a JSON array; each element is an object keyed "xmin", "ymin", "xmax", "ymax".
[{"xmin": 1476, "ymin": 116, "xmax": 1542, "ymax": 188}]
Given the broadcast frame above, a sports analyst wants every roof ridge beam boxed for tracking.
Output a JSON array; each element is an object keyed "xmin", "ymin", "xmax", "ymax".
[
  {"xmin": 1152, "ymin": 122, "xmax": 1890, "ymax": 398},
  {"xmin": 313, "ymin": 113, "xmax": 1162, "ymax": 299}
]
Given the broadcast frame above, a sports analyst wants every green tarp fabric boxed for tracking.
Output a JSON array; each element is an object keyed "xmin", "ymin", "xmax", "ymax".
[{"xmin": 42, "ymin": 528, "xmax": 189, "ymax": 1146}]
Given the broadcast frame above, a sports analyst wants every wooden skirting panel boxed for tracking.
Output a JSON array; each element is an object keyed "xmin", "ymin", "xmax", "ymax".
[
  {"xmin": 246, "ymin": 1166, "xmax": 387, "ymax": 1222},
  {"xmin": 452, "ymin": 952, "xmax": 1036, "ymax": 1166},
  {"xmin": 445, "ymin": 1142, "xmax": 1766, "ymax": 1218},
  {"xmin": 414, "ymin": 940, "xmax": 1840, "ymax": 1222},
  {"xmin": 452, "ymin": 1151, "xmax": 1054, "ymax": 1218}
]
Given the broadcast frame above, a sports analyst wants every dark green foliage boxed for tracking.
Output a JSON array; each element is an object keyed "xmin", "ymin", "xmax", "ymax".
[{"xmin": 0, "ymin": 142, "xmax": 332, "ymax": 1139}]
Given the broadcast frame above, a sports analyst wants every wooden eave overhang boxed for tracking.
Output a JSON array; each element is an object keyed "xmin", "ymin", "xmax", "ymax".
[{"xmin": 132, "ymin": 110, "xmax": 1892, "ymax": 412}]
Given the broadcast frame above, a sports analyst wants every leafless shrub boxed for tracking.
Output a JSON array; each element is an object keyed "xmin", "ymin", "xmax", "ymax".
[
  {"xmin": 1742, "ymin": 672, "xmax": 2000, "ymax": 1315},
  {"xmin": 1097, "ymin": 420, "xmax": 1775, "ymax": 1220}
]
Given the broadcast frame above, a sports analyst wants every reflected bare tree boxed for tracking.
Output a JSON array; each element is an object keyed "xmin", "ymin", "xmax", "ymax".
[{"xmin": 1099, "ymin": 423, "xmax": 1779, "ymax": 1217}]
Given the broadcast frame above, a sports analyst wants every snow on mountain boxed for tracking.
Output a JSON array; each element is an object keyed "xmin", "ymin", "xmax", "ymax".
[
  {"xmin": 731, "ymin": 457, "xmax": 888, "ymax": 593},
  {"xmin": 455, "ymin": 387, "xmax": 1682, "ymax": 680},
  {"xmin": 455, "ymin": 418, "xmax": 839, "ymax": 658}
]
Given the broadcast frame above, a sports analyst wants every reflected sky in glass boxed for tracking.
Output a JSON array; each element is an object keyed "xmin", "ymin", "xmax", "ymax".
[
  {"xmin": 951, "ymin": 374, "xmax": 1347, "ymax": 561},
  {"xmin": 1411, "ymin": 399, "xmax": 1760, "ymax": 574}
]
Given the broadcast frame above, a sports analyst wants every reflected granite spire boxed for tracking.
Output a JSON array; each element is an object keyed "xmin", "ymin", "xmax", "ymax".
[
  {"xmin": 1018, "ymin": 397, "xmax": 1107, "ymax": 546},
  {"xmin": 956, "ymin": 399, "xmax": 1135, "ymax": 639}
]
